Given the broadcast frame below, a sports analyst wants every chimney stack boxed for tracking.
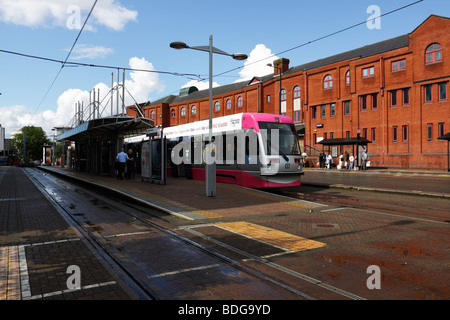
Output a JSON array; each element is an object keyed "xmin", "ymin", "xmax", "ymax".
[{"xmin": 273, "ymin": 58, "xmax": 290, "ymax": 75}]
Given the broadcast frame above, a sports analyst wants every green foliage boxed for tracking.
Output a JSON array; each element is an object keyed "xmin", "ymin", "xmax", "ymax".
[{"xmin": 12, "ymin": 126, "xmax": 51, "ymax": 164}]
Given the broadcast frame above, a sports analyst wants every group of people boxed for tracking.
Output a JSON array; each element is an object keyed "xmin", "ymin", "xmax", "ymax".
[
  {"xmin": 317, "ymin": 149, "xmax": 369, "ymax": 170},
  {"xmin": 115, "ymin": 148, "xmax": 135, "ymax": 180}
]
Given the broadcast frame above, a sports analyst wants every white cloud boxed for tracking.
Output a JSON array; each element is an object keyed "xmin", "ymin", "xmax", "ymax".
[
  {"xmin": 125, "ymin": 57, "xmax": 166, "ymax": 104},
  {"xmin": 236, "ymin": 44, "xmax": 279, "ymax": 82},
  {"xmin": 181, "ymin": 79, "xmax": 220, "ymax": 91},
  {"xmin": 69, "ymin": 44, "xmax": 114, "ymax": 60},
  {"xmin": 0, "ymin": 57, "xmax": 164, "ymax": 138},
  {"xmin": 0, "ymin": 0, "xmax": 137, "ymax": 30}
]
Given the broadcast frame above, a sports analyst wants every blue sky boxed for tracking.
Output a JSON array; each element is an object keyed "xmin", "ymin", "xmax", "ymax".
[{"xmin": 0, "ymin": 0, "xmax": 448, "ymax": 138}]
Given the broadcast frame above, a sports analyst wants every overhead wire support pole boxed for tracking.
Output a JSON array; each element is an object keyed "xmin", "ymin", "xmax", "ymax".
[
  {"xmin": 122, "ymin": 68, "xmax": 126, "ymax": 117},
  {"xmin": 207, "ymin": 35, "xmax": 216, "ymax": 197},
  {"xmin": 170, "ymin": 37, "xmax": 247, "ymax": 197}
]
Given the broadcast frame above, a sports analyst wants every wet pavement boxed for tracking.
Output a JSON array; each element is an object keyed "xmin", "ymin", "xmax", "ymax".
[
  {"xmin": 301, "ymin": 168, "xmax": 450, "ymax": 197},
  {"xmin": 2, "ymin": 165, "xmax": 449, "ymax": 301}
]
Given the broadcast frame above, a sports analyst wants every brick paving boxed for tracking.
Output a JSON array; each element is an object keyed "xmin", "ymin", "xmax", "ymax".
[
  {"xmin": 9, "ymin": 165, "xmax": 450, "ymax": 300},
  {"xmin": 0, "ymin": 167, "xmax": 133, "ymax": 300}
]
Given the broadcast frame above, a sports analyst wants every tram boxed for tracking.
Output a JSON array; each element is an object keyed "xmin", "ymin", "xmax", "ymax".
[{"xmin": 163, "ymin": 113, "xmax": 303, "ymax": 188}]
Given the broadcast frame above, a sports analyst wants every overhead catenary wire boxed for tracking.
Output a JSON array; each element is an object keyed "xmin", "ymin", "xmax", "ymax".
[
  {"xmin": 33, "ymin": 0, "xmax": 99, "ymax": 114},
  {"xmin": 213, "ymin": 0, "xmax": 425, "ymax": 79},
  {"xmin": 0, "ymin": 0, "xmax": 425, "ymax": 113},
  {"xmin": 0, "ymin": 48, "xmax": 203, "ymax": 79}
]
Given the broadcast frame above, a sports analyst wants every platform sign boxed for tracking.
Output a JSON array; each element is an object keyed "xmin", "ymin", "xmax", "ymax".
[
  {"xmin": 43, "ymin": 145, "xmax": 52, "ymax": 165},
  {"xmin": 141, "ymin": 137, "xmax": 166, "ymax": 185}
]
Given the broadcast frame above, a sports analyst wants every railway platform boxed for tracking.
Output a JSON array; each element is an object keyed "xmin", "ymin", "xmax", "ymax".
[
  {"xmin": 3, "ymin": 165, "xmax": 449, "ymax": 301},
  {"xmin": 38, "ymin": 166, "xmax": 324, "ymax": 222}
]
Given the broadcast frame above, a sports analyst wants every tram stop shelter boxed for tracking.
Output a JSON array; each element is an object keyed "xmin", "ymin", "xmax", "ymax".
[
  {"xmin": 57, "ymin": 116, "xmax": 153, "ymax": 176},
  {"xmin": 317, "ymin": 136, "xmax": 372, "ymax": 167},
  {"xmin": 438, "ymin": 132, "xmax": 450, "ymax": 172}
]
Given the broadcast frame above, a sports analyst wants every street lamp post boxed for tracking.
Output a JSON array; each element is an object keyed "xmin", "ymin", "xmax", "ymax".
[{"xmin": 170, "ymin": 36, "xmax": 247, "ymax": 197}]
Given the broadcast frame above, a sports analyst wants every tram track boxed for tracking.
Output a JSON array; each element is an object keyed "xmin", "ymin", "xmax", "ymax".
[
  {"xmin": 25, "ymin": 168, "xmax": 159, "ymax": 300},
  {"xmin": 25, "ymin": 168, "xmax": 327, "ymax": 300},
  {"xmin": 27, "ymin": 167, "xmax": 370, "ymax": 300}
]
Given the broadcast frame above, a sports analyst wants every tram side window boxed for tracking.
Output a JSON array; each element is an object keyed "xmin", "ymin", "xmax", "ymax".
[{"xmin": 245, "ymin": 132, "xmax": 259, "ymax": 164}]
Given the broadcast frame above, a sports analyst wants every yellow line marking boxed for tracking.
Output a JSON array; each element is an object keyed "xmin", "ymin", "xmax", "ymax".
[{"xmin": 217, "ymin": 221, "xmax": 326, "ymax": 252}]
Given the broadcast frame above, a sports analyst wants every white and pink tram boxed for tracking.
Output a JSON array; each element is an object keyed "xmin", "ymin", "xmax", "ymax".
[{"xmin": 163, "ymin": 113, "xmax": 303, "ymax": 188}]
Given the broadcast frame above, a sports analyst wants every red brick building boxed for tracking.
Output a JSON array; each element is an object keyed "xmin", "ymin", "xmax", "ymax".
[{"xmin": 128, "ymin": 15, "xmax": 450, "ymax": 170}]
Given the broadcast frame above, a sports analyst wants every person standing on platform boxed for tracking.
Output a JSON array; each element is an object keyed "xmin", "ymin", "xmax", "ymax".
[
  {"xmin": 116, "ymin": 148, "xmax": 128, "ymax": 180},
  {"xmin": 126, "ymin": 149, "xmax": 135, "ymax": 179},
  {"xmin": 349, "ymin": 153, "xmax": 355, "ymax": 170}
]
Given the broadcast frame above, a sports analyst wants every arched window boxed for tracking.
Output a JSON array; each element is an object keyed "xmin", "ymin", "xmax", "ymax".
[
  {"xmin": 191, "ymin": 105, "xmax": 197, "ymax": 116},
  {"xmin": 280, "ymin": 89, "xmax": 286, "ymax": 101},
  {"xmin": 293, "ymin": 86, "xmax": 301, "ymax": 99},
  {"xmin": 180, "ymin": 107, "xmax": 186, "ymax": 117},
  {"xmin": 237, "ymin": 96, "xmax": 243, "ymax": 108},
  {"xmin": 150, "ymin": 110, "xmax": 155, "ymax": 120},
  {"xmin": 426, "ymin": 43, "xmax": 442, "ymax": 64},
  {"xmin": 293, "ymin": 86, "xmax": 301, "ymax": 122},
  {"xmin": 345, "ymin": 71, "xmax": 350, "ymax": 86},
  {"xmin": 214, "ymin": 101, "xmax": 220, "ymax": 112},
  {"xmin": 226, "ymin": 99, "xmax": 232, "ymax": 110},
  {"xmin": 170, "ymin": 108, "xmax": 176, "ymax": 118},
  {"xmin": 324, "ymin": 75, "xmax": 333, "ymax": 89}
]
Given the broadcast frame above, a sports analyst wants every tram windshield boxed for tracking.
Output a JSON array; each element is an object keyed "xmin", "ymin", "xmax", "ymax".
[{"xmin": 258, "ymin": 122, "xmax": 300, "ymax": 156}]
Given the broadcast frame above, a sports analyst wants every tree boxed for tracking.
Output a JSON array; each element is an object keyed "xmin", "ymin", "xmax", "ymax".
[{"xmin": 12, "ymin": 126, "xmax": 51, "ymax": 164}]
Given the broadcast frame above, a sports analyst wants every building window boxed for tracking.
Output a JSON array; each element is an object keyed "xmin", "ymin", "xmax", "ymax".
[
  {"xmin": 425, "ymin": 84, "xmax": 432, "ymax": 103},
  {"xmin": 346, "ymin": 131, "xmax": 350, "ymax": 138},
  {"xmin": 360, "ymin": 95, "xmax": 367, "ymax": 111},
  {"xmin": 402, "ymin": 125, "xmax": 408, "ymax": 142},
  {"xmin": 180, "ymin": 107, "xmax": 186, "ymax": 117},
  {"xmin": 191, "ymin": 105, "xmax": 197, "ymax": 116},
  {"xmin": 439, "ymin": 82, "xmax": 447, "ymax": 101},
  {"xmin": 371, "ymin": 93, "xmax": 378, "ymax": 110},
  {"xmin": 170, "ymin": 108, "xmax": 176, "ymax": 118},
  {"xmin": 390, "ymin": 90, "xmax": 397, "ymax": 107},
  {"xmin": 344, "ymin": 101, "xmax": 350, "ymax": 115},
  {"xmin": 267, "ymin": 95, "xmax": 271, "ymax": 103},
  {"xmin": 321, "ymin": 105, "xmax": 326, "ymax": 118},
  {"xmin": 280, "ymin": 89, "xmax": 287, "ymax": 101},
  {"xmin": 330, "ymin": 132, "xmax": 334, "ymax": 139},
  {"xmin": 403, "ymin": 88, "xmax": 410, "ymax": 106},
  {"xmin": 392, "ymin": 59, "xmax": 406, "ymax": 72},
  {"xmin": 439, "ymin": 123, "xmax": 445, "ymax": 138},
  {"xmin": 313, "ymin": 133, "xmax": 317, "ymax": 145},
  {"xmin": 293, "ymin": 86, "xmax": 301, "ymax": 98},
  {"xmin": 323, "ymin": 75, "xmax": 333, "ymax": 89},
  {"xmin": 425, "ymin": 43, "xmax": 442, "ymax": 65},
  {"xmin": 226, "ymin": 99, "xmax": 232, "ymax": 110},
  {"xmin": 214, "ymin": 101, "xmax": 220, "ymax": 112},
  {"xmin": 392, "ymin": 126, "xmax": 398, "ymax": 142},
  {"xmin": 362, "ymin": 66, "xmax": 374, "ymax": 78},
  {"xmin": 330, "ymin": 103, "xmax": 335, "ymax": 118},
  {"xmin": 237, "ymin": 96, "xmax": 243, "ymax": 108},
  {"xmin": 293, "ymin": 86, "xmax": 301, "ymax": 120},
  {"xmin": 312, "ymin": 106, "xmax": 317, "ymax": 120},
  {"xmin": 345, "ymin": 70, "xmax": 350, "ymax": 86},
  {"xmin": 150, "ymin": 110, "xmax": 155, "ymax": 120},
  {"xmin": 362, "ymin": 128, "xmax": 368, "ymax": 139},
  {"xmin": 371, "ymin": 128, "xmax": 376, "ymax": 143},
  {"xmin": 427, "ymin": 123, "xmax": 433, "ymax": 141}
]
